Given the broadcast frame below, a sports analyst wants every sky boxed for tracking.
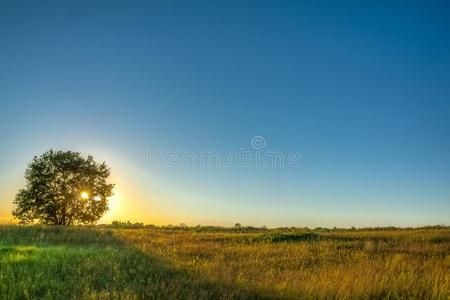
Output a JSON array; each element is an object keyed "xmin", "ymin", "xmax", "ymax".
[{"xmin": 0, "ymin": 0, "xmax": 449, "ymax": 227}]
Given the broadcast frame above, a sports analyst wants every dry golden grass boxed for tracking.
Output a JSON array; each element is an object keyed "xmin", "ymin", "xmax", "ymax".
[{"xmin": 0, "ymin": 225, "xmax": 449, "ymax": 299}]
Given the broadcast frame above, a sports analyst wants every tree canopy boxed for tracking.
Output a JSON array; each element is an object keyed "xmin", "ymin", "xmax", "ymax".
[{"xmin": 13, "ymin": 150, "xmax": 114, "ymax": 225}]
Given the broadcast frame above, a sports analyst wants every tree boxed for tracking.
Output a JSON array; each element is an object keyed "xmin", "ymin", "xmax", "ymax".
[{"xmin": 13, "ymin": 150, "xmax": 114, "ymax": 225}]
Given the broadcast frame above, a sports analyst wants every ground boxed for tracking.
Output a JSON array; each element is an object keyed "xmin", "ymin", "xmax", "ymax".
[{"xmin": 0, "ymin": 225, "xmax": 449, "ymax": 299}]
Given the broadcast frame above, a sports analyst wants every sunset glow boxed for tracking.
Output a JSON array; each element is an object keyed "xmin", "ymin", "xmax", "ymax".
[
  {"xmin": 0, "ymin": 1, "xmax": 449, "ymax": 298},
  {"xmin": 0, "ymin": 0, "xmax": 449, "ymax": 228}
]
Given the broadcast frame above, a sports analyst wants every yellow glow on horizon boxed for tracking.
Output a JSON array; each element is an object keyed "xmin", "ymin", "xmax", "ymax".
[
  {"xmin": 108, "ymin": 194, "xmax": 119, "ymax": 213},
  {"xmin": 81, "ymin": 149, "xmax": 185, "ymax": 225},
  {"xmin": 101, "ymin": 186, "xmax": 123, "ymax": 223},
  {"xmin": 81, "ymin": 192, "xmax": 89, "ymax": 199},
  {"xmin": 99, "ymin": 182, "xmax": 172, "ymax": 225}
]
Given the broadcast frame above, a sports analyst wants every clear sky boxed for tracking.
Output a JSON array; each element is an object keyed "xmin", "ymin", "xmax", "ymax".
[{"xmin": 1, "ymin": 0, "xmax": 449, "ymax": 227}]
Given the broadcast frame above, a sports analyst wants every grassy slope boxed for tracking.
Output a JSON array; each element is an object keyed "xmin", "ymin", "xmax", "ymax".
[{"xmin": 0, "ymin": 226, "xmax": 449, "ymax": 299}]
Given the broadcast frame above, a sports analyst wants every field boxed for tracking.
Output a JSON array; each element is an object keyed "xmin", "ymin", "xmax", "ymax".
[{"xmin": 0, "ymin": 225, "xmax": 449, "ymax": 299}]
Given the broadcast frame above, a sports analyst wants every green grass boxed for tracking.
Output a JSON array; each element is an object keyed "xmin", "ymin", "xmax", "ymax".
[{"xmin": 0, "ymin": 225, "xmax": 449, "ymax": 299}]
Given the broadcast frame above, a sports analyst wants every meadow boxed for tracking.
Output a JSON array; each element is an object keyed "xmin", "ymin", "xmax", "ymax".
[{"xmin": 0, "ymin": 225, "xmax": 448, "ymax": 299}]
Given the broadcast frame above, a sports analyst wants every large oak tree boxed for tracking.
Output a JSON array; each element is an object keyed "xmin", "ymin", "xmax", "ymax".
[{"xmin": 13, "ymin": 150, "xmax": 114, "ymax": 225}]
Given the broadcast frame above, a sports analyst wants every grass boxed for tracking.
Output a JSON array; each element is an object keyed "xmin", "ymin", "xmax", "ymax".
[{"xmin": 0, "ymin": 225, "xmax": 449, "ymax": 299}]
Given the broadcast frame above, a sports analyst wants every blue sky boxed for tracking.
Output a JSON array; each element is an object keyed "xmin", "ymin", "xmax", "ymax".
[{"xmin": 0, "ymin": 0, "xmax": 449, "ymax": 227}]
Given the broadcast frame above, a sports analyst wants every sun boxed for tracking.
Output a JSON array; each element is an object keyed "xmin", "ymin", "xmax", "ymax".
[{"xmin": 81, "ymin": 192, "xmax": 89, "ymax": 199}]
